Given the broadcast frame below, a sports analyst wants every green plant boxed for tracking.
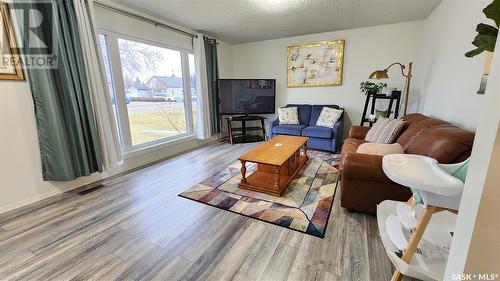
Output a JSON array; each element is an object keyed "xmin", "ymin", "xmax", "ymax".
[
  {"xmin": 360, "ymin": 81, "xmax": 387, "ymax": 95},
  {"xmin": 465, "ymin": 0, "xmax": 500, "ymax": 57}
]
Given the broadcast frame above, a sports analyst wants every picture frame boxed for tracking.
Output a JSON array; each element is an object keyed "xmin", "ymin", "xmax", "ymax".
[
  {"xmin": 1, "ymin": 2, "xmax": 24, "ymax": 81},
  {"xmin": 287, "ymin": 40, "xmax": 344, "ymax": 87}
]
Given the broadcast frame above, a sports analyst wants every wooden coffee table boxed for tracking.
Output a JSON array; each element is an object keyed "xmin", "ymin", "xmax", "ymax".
[{"xmin": 238, "ymin": 135, "xmax": 309, "ymax": 196}]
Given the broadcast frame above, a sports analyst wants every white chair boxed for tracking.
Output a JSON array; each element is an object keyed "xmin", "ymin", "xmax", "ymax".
[{"xmin": 380, "ymin": 154, "xmax": 468, "ymax": 281}]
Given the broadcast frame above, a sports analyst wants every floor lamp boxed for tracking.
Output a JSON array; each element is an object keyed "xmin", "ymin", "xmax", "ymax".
[{"xmin": 369, "ymin": 62, "xmax": 413, "ymax": 116}]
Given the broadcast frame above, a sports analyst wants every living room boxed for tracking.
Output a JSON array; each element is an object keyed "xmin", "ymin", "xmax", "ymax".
[{"xmin": 0, "ymin": 0, "xmax": 498, "ymax": 280}]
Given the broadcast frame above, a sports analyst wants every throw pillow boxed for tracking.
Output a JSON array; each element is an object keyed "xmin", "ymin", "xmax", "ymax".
[
  {"xmin": 356, "ymin": 143, "xmax": 404, "ymax": 156},
  {"xmin": 316, "ymin": 107, "xmax": 343, "ymax": 128},
  {"xmin": 278, "ymin": 107, "xmax": 300, "ymax": 125},
  {"xmin": 365, "ymin": 117, "xmax": 407, "ymax": 144}
]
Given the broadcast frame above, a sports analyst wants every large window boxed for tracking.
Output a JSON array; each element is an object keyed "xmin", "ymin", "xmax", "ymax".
[
  {"xmin": 98, "ymin": 34, "xmax": 119, "ymax": 129},
  {"xmin": 99, "ymin": 33, "xmax": 195, "ymax": 153},
  {"xmin": 188, "ymin": 54, "xmax": 197, "ymax": 134}
]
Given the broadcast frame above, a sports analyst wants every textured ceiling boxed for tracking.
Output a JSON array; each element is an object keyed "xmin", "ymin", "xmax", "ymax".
[{"xmin": 110, "ymin": 0, "xmax": 441, "ymax": 44}]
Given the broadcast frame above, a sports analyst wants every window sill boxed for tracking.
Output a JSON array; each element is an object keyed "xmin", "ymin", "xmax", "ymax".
[{"xmin": 123, "ymin": 134, "xmax": 196, "ymax": 159}]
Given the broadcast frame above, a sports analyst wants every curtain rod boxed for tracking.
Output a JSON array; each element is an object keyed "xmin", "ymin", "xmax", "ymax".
[{"xmin": 93, "ymin": 1, "xmax": 198, "ymax": 39}]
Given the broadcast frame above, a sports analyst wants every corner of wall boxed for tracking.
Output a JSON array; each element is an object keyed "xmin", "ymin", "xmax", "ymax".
[
  {"xmin": 415, "ymin": 0, "xmax": 490, "ymax": 131},
  {"xmin": 444, "ymin": 29, "xmax": 500, "ymax": 280},
  {"xmin": 217, "ymin": 40, "xmax": 235, "ymax": 79}
]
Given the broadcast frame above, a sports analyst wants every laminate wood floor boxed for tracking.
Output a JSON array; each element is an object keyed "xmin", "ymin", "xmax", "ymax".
[{"xmin": 0, "ymin": 142, "xmax": 418, "ymax": 281}]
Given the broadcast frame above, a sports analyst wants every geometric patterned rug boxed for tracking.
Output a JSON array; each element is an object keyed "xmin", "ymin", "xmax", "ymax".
[{"xmin": 178, "ymin": 151, "xmax": 340, "ymax": 238}]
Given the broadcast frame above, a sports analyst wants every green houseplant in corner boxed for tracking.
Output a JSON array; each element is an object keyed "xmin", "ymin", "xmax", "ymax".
[
  {"xmin": 360, "ymin": 81, "xmax": 389, "ymax": 117},
  {"xmin": 465, "ymin": 0, "xmax": 499, "ymax": 57},
  {"xmin": 360, "ymin": 81, "xmax": 387, "ymax": 95}
]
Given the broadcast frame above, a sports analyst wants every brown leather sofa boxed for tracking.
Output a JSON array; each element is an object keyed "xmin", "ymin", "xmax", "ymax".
[{"xmin": 339, "ymin": 113, "xmax": 475, "ymax": 214}]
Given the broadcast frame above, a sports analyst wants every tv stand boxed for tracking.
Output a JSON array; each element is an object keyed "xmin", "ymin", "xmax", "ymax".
[{"xmin": 226, "ymin": 115, "xmax": 267, "ymax": 144}]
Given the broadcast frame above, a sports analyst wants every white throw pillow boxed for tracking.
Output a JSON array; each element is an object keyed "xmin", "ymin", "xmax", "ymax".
[
  {"xmin": 365, "ymin": 117, "xmax": 407, "ymax": 144},
  {"xmin": 316, "ymin": 107, "xmax": 343, "ymax": 128},
  {"xmin": 278, "ymin": 107, "xmax": 300, "ymax": 125},
  {"xmin": 356, "ymin": 143, "xmax": 404, "ymax": 156}
]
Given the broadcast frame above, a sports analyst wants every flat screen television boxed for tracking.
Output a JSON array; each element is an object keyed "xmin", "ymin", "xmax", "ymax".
[{"xmin": 218, "ymin": 79, "xmax": 276, "ymax": 115}]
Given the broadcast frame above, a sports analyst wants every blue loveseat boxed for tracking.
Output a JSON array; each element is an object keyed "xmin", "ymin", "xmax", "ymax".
[{"xmin": 270, "ymin": 104, "xmax": 344, "ymax": 152}]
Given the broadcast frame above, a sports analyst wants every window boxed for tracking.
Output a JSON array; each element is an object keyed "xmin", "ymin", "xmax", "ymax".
[
  {"xmin": 99, "ymin": 33, "xmax": 196, "ymax": 153},
  {"xmin": 98, "ymin": 34, "xmax": 119, "ymax": 129},
  {"xmin": 188, "ymin": 54, "xmax": 197, "ymax": 134},
  {"xmin": 117, "ymin": 38, "xmax": 187, "ymax": 146}
]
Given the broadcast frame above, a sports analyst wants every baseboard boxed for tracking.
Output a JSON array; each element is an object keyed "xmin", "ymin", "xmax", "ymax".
[
  {"xmin": 0, "ymin": 138, "xmax": 219, "ymax": 215},
  {"xmin": 0, "ymin": 190, "xmax": 62, "ymax": 214}
]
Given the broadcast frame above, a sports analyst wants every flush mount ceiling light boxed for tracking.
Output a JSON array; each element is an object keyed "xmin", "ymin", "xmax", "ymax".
[
  {"xmin": 249, "ymin": 0, "xmax": 308, "ymax": 13},
  {"xmin": 267, "ymin": 0, "xmax": 288, "ymax": 4}
]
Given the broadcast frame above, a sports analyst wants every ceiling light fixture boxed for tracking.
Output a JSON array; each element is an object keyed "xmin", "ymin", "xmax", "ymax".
[{"xmin": 250, "ymin": 0, "xmax": 305, "ymax": 13}]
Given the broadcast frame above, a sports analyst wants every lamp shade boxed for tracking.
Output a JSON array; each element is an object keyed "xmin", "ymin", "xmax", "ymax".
[{"xmin": 369, "ymin": 69, "xmax": 389, "ymax": 79}]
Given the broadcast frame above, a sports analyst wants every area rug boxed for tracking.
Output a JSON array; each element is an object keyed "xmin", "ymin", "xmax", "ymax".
[{"xmin": 178, "ymin": 151, "xmax": 340, "ymax": 238}]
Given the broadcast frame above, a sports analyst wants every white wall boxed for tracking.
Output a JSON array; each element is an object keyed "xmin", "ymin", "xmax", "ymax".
[
  {"xmin": 230, "ymin": 21, "xmax": 423, "ymax": 130},
  {"xmin": 444, "ymin": 37, "xmax": 500, "ymax": 279},
  {"xmin": 416, "ymin": 0, "xmax": 489, "ymax": 131},
  {"xmin": 419, "ymin": 0, "xmax": 500, "ymax": 278},
  {"xmin": 465, "ymin": 125, "xmax": 500, "ymax": 274},
  {"xmin": 217, "ymin": 41, "xmax": 234, "ymax": 78},
  {"xmin": 230, "ymin": 0, "xmax": 490, "ymax": 133},
  {"xmin": 95, "ymin": 5, "xmax": 192, "ymax": 51}
]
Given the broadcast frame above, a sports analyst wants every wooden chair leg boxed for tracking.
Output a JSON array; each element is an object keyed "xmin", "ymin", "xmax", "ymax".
[
  {"xmin": 391, "ymin": 270, "xmax": 404, "ymax": 281},
  {"xmin": 406, "ymin": 196, "xmax": 416, "ymax": 208},
  {"xmin": 391, "ymin": 205, "xmax": 437, "ymax": 280},
  {"xmin": 402, "ymin": 206, "xmax": 436, "ymax": 262}
]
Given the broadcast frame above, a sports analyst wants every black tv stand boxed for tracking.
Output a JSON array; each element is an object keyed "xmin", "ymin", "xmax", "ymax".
[{"xmin": 225, "ymin": 115, "xmax": 267, "ymax": 144}]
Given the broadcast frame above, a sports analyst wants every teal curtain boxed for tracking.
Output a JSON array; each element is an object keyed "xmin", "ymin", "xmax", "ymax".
[
  {"xmin": 203, "ymin": 36, "xmax": 220, "ymax": 134},
  {"xmin": 15, "ymin": 1, "xmax": 102, "ymax": 181}
]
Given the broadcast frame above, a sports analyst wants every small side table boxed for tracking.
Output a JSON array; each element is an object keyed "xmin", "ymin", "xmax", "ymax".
[
  {"xmin": 226, "ymin": 115, "xmax": 267, "ymax": 144},
  {"xmin": 360, "ymin": 91, "xmax": 401, "ymax": 126},
  {"xmin": 380, "ymin": 154, "xmax": 465, "ymax": 281},
  {"xmin": 367, "ymin": 115, "xmax": 377, "ymax": 127}
]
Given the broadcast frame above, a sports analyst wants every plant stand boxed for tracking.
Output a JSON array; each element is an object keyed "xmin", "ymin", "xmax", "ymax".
[{"xmin": 360, "ymin": 91, "xmax": 401, "ymax": 126}]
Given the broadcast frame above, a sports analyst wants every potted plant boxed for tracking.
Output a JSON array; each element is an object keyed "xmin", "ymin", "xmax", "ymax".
[
  {"xmin": 465, "ymin": 0, "xmax": 499, "ymax": 57},
  {"xmin": 360, "ymin": 81, "xmax": 387, "ymax": 95}
]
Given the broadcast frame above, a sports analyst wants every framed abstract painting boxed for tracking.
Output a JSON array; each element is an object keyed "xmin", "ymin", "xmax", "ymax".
[
  {"xmin": 287, "ymin": 40, "xmax": 344, "ymax": 87},
  {"xmin": 0, "ymin": 2, "xmax": 24, "ymax": 81}
]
